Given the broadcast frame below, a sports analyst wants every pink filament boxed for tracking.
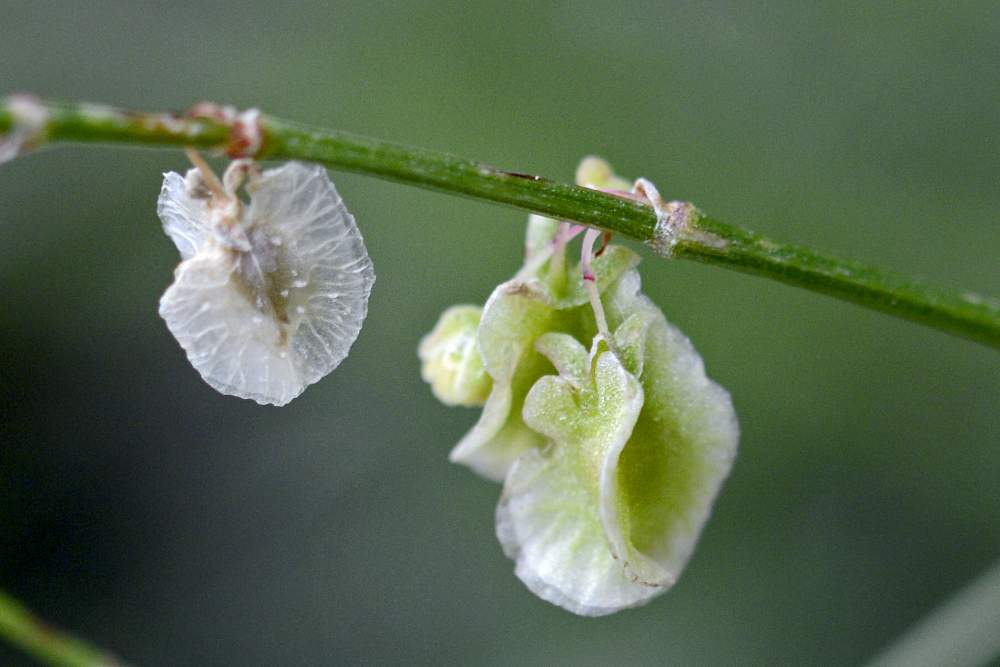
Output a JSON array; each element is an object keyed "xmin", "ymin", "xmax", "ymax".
[{"xmin": 581, "ymin": 227, "xmax": 611, "ymax": 343}]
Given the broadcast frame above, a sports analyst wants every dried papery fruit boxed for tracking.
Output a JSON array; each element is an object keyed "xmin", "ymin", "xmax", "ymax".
[{"xmin": 158, "ymin": 156, "xmax": 374, "ymax": 406}]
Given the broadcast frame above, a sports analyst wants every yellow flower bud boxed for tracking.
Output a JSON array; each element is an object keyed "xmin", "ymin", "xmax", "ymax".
[
  {"xmin": 418, "ymin": 305, "xmax": 492, "ymax": 407},
  {"xmin": 574, "ymin": 155, "xmax": 631, "ymax": 191}
]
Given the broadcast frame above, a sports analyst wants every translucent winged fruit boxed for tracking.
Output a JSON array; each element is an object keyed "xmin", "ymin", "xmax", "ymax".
[{"xmin": 158, "ymin": 160, "xmax": 375, "ymax": 406}]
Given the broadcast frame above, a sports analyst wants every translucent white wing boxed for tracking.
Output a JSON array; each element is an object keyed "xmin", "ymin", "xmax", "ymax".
[
  {"xmin": 157, "ymin": 169, "xmax": 211, "ymax": 260},
  {"xmin": 159, "ymin": 247, "xmax": 304, "ymax": 405},
  {"xmin": 245, "ymin": 162, "xmax": 375, "ymax": 388},
  {"xmin": 157, "ymin": 161, "xmax": 374, "ymax": 406}
]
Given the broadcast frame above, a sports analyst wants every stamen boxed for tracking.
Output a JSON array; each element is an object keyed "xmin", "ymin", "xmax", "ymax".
[
  {"xmin": 595, "ymin": 231, "xmax": 612, "ymax": 257},
  {"xmin": 581, "ymin": 227, "xmax": 612, "ymax": 344},
  {"xmin": 632, "ymin": 178, "xmax": 701, "ymax": 258},
  {"xmin": 515, "ymin": 221, "xmax": 587, "ymax": 281},
  {"xmin": 632, "ymin": 178, "xmax": 665, "ymax": 214},
  {"xmin": 184, "ymin": 148, "xmax": 228, "ymax": 201},
  {"xmin": 222, "ymin": 158, "xmax": 261, "ymax": 196}
]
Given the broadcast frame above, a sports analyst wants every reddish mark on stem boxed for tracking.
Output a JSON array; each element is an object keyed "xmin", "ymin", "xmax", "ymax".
[
  {"xmin": 184, "ymin": 102, "xmax": 265, "ymax": 158},
  {"xmin": 228, "ymin": 109, "xmax": 263, "ymax": 158},
  {"xmin": 186, "ymin": 102, "xmax": 237, "ymax": 123}
]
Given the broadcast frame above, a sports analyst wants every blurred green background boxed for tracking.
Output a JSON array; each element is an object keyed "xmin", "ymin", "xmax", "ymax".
[{"xmin": 1, "ymin": 2, "xmax": 999, "ymax": 665}]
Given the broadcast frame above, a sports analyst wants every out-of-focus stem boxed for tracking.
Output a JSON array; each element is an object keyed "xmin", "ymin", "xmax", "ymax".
[
  {"xmin": 0, "ymin": 590, "xmax": 124, "ymax": 667},
  {"xmin": 867, "ymin": 558, "xmax": 1000, "ymax": 667}
]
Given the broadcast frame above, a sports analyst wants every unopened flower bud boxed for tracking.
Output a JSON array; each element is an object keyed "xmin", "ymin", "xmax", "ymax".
[{"xmin": 419, "ymin": 305, "xmax": 491, "ymax": 407}]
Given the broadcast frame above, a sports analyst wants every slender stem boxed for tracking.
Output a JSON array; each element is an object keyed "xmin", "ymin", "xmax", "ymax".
[
  {"xmin": 0, "ymin": 590, "xmax": 124, "ymax": 667},
  {"xmin": 866, "ymin": 558, "xmax": 1000, "ymax": 667},
  {"xmin": 2, "ymin": 97, "xmax": 998, "ymax": 348}
]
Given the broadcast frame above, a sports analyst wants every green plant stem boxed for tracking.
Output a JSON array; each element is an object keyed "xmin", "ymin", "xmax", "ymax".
[
  {"xmin": 0, "ymin": 590, "xmax": 123, "ymax": 667},
  {"xmin": 2, "ymin": 97, "xmax": 998, "ymax": 348},
  {"xmin": 866, "ymin": 558, "xmax": 1000, "ymax": 667}
]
